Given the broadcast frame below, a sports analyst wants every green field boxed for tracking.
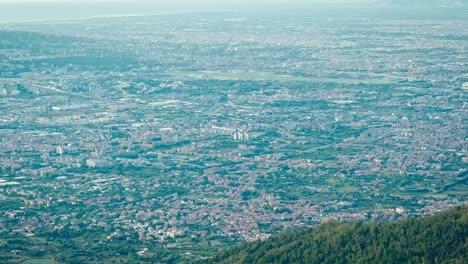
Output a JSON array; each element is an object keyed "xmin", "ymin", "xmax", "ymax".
[{"xmin": 19, "ymin": 259, "xmax": 57, "ymax": 264}]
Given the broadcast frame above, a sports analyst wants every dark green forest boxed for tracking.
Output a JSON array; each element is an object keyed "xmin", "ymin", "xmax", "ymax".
[{"xmin": 206, "ymin": 205, "xmax": 467, "ymax": 264}]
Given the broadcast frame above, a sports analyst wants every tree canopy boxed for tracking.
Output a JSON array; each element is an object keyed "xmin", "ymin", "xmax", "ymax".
[{"xmin": 206, "ymin": 205, "xmax": 467, "ymax": 264}]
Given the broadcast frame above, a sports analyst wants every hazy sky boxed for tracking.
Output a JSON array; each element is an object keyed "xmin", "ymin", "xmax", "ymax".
[
  {"xmin": 0, "ymin": 0, "xmax": 379, "ymax": 3},
  {"xmin": 0, "ymin": 0, "xmax": 383, "ymax": 23},
  {"xmin": 0, "ymin": 0, "xmax": 466, "ymax": 23}
]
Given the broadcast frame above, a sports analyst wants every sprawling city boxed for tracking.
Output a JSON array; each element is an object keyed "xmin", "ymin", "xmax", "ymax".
[{"xmin": 0, "ymin": 6, "xmax": 467, "ymax": 263}]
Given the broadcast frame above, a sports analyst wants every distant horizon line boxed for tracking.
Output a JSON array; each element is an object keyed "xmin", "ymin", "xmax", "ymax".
[{"xmin": 0, "ymin": 3, "xmax": 467, "ymax": 24}]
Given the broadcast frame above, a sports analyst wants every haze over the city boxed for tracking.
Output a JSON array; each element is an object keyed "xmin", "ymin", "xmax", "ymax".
[{"xmin": 0, "ymin": 0, "xmax": 466, "ymax": 23}]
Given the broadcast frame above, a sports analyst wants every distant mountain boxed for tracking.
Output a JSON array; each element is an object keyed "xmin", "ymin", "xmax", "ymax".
[
  {"xmin": 206, "ymin": 205, "xmax": 467, "ymax": 264},
  {"xmin": 387, "ymin": 0, "xmax": 467, "ymax": 7}
]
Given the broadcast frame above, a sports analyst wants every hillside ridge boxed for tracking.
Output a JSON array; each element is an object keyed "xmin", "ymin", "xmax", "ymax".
[{"xmin": 206, "ymin": 205, "xmax": 468, "ymax": 264}]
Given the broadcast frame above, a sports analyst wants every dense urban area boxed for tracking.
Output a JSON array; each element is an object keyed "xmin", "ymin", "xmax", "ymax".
[{"xmin": 0, "ymin": 10, "xmax": 467, "ymax": 263}]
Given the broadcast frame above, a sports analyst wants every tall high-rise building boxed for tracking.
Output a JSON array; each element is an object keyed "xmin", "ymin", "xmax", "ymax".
[{"xmin": 56, "ymin": 146, "xmax": 64, "ymax": 155}]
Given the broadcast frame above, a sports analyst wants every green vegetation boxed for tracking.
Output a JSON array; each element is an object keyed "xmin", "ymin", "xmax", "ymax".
[{"xmin": 206, "ymin": 205, "xmax": 467, "ymax": 264}]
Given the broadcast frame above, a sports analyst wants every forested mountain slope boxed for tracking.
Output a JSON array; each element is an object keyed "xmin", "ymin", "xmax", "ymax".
[{"xmin": 207, "ymin": 205, "xmax": 467, "ymax": 264}]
